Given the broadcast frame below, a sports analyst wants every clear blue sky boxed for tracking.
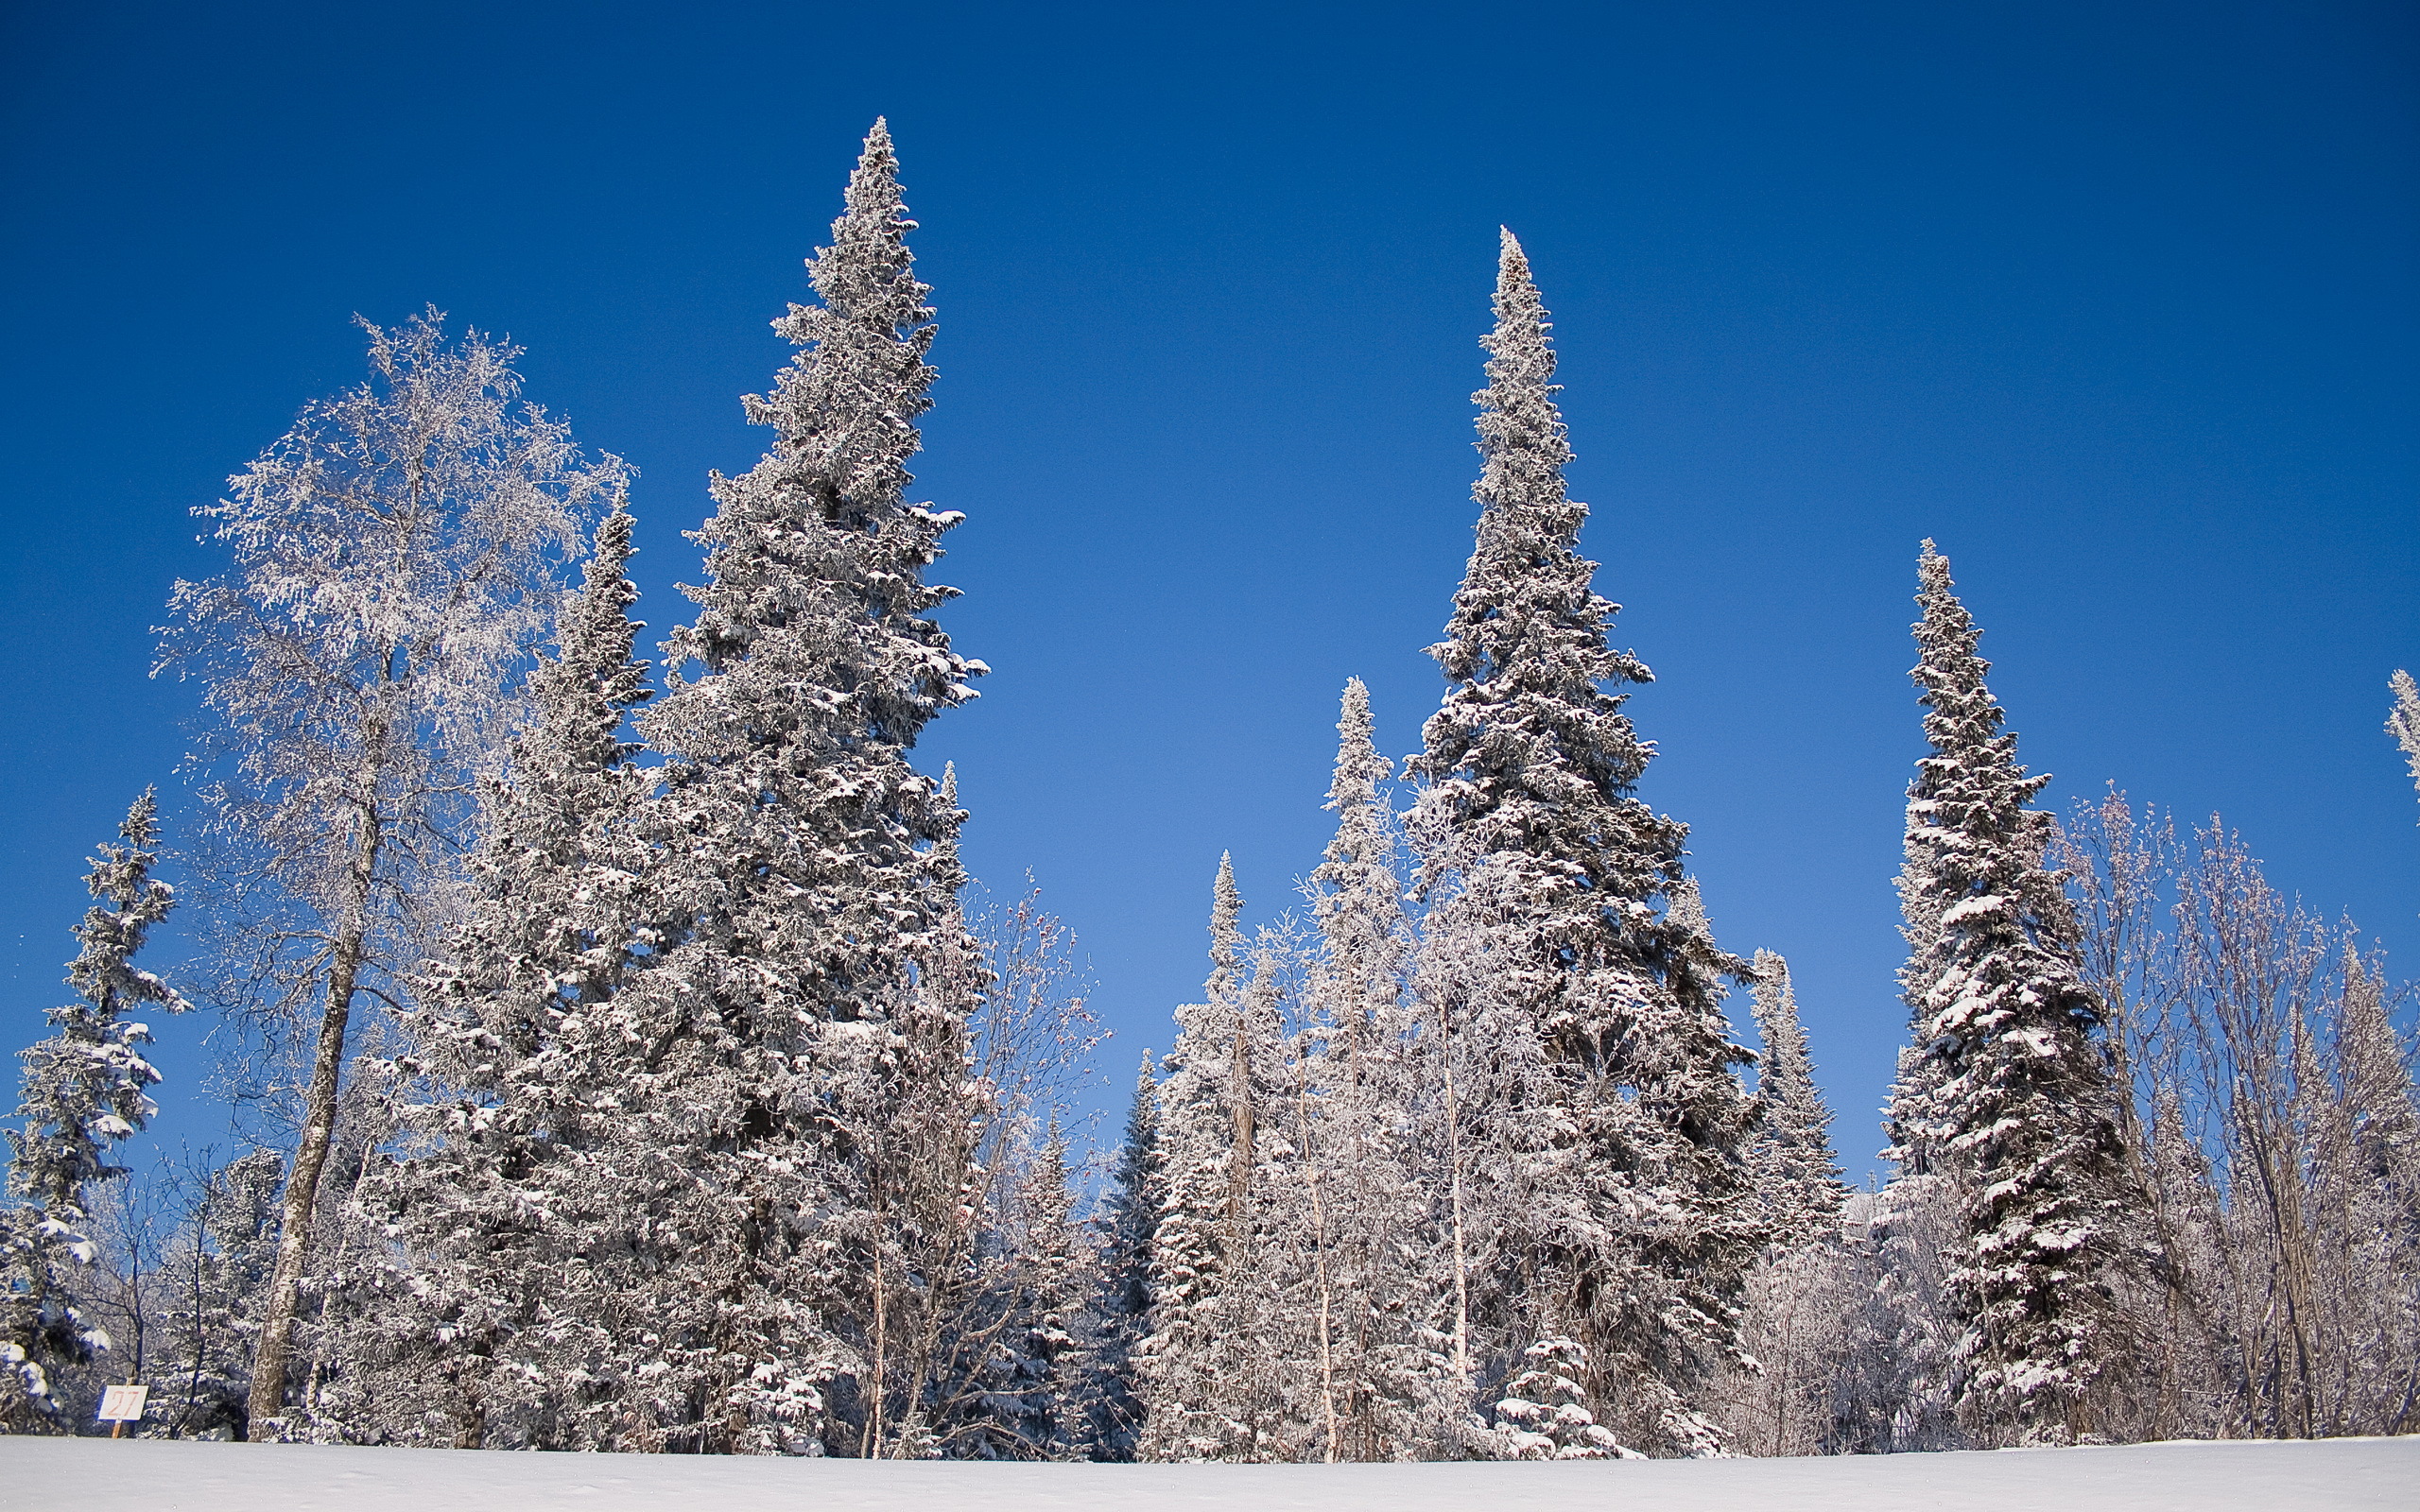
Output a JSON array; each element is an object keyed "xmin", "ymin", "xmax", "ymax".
[{"xmin": 3, "ymin": 1, "xmax": 2414, "ymax": 1177}]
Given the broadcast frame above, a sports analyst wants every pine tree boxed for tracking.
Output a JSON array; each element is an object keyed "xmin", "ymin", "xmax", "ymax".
[
  {"xmin": 1137, "ymin": 857, "xmax": 1291, "ymax": 1459},
  {"xmin": 1080, "ymin": 1051, "xmax": 1161, "ymax": 1459},
  {"xmin": 1406, "ymin": 230, "xmax": 1758, "ymax": 1457},
  {"xmin": 310, "ymin": 499, "xmax": 661, "ymax": 1450},
  {"xmin": 1884, "ymin": 541, "xmax": 2135, "ymax": 1445},
  {"xmin": 1296, "ymin": 679, "xmax": 1444, "ymax": 1459},
  {"xmin": 596, "ymin": 120, "xmax": 981, "ymax": 1454},
  {"xmin": 3, "ymin": 792, "xmax": 188, "ymax": 1431},
  {"xmin": 1746, "ymin": 951, "xmax": 1846, "ymax": 1246}
]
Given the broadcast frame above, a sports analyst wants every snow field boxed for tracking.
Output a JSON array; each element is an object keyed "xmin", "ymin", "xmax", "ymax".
[{"xmin": 5, "ymin": 1435, "xmax": 2414, "ymax": 1512}]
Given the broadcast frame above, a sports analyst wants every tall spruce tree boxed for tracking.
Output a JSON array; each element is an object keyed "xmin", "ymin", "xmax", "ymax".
[
  {"xmin": 618, "ymin": 119, "xmax": 979, "ymax": 1455},
  {"xmin": 311, "ymin": 500, "xmax": 661, "ymax": 1449},
  {"xmin": 1407, "ymin": 230, "xmax": 1758, "ymax": 1457},
  {"xmin": 1138, "ymin": 856, "xmax": 1290, "ymax": 1459},
  {"xmin": 1883, "ymin": 541, "xmax": 2135, "ymax": 1445},
  {"xmin": 1298, "ymin": 679, "xmax": 1444, "ymax": 1458},
  {"xmin": 1746, "ymin": 951, "xmax": 1846, "ymax": 1246},
  {"xmin": 1080, "ymin": 1051, "xmax": 1161, "ymax": 1459},
  {"xmin": 3, "ymin": 793, "xmax": 188, "ymax": 1431}
]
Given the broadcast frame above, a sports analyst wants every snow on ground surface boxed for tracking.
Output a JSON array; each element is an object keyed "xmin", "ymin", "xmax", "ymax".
[{"xmin": 4, "ymin": 1435, "xmax": 2413, "ymax": 1512}]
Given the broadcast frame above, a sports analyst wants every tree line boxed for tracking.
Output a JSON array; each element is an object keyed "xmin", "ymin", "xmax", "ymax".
[{"xmin": 5, "ymin": 123, "xmax": 2415, "ymax": 1458}]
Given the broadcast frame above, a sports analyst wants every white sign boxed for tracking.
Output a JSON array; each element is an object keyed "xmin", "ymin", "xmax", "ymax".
[{"xmin": 96, "ymin": 1383, "xmax": 149, "ymax": 1423}]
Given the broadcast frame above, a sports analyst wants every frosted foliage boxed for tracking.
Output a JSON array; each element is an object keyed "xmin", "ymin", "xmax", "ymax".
[
  {"xmin": 163, "ymin": 307, "xmax": 620, "ymax": 931},
  {"xmin": 2391, "ymin": 671, "xmax": 2420, "ymax": 817},
  {"xmin": 3, "ymin": 794, "xmax": 188, "ymax": 1432},
  {"xmin": 1408, "ymin": 231, "xmax": 1758, "ymax": 1457},
  {"xmin": 1884, "ymin": 542, "xmax": 2134, "ymax": 1446}
]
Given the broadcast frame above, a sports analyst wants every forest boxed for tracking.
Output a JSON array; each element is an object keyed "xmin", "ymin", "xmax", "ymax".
[{"xmin": 4, "ymin": 121, "xmax": 2416, "ymax": 1462}]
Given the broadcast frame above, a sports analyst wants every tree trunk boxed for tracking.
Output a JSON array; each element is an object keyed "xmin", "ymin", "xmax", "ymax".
[{"xmin": 246, "ymin": 804, "xmax": 379, "ymax": 1440}]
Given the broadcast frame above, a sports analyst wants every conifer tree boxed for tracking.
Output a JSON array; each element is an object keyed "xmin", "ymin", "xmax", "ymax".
[
  {"xmin": 313, "ymin": 500, "xmax": 660, "ymax": 1449},
  {"xmin": 1884, "ymin": 541, "xmax": 2135, "ymax": 1445},
  {"xmin": 1298, "ymin": 679, "xmax": 1443, "ymax": 1458},
  {"xmin": 588, "ymin": 119, "xmax": 981, "ymax": 1454},
  {"xmin": 1138, "ymin": 857, "xmax": 1290, "ymax": 1459},
  {"xmin": 1407, "ymin": 230, "xmax": 1757, "ymax": 1457},
  {"xmin": 1080, "ymin": 1051, "xmax": 1161, "ymax": 1459},
  {"xmin": 1746, "ymin": 951, "xmax": 1846, "ymax": 1246},
  {"xmin": 3, "ymin": 793, "xmax": 188, "ymax": 1431}
]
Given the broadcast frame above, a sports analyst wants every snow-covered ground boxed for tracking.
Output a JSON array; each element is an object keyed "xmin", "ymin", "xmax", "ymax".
[{"xmin": 4, "ymin": 1435, "xmax": 2411, "ymax": 1511}]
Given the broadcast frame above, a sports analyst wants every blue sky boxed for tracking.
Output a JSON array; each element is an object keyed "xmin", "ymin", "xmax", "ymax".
[{"xmin": 3, "ymin": 1, "xmax": 2414, "ymax": 1176}]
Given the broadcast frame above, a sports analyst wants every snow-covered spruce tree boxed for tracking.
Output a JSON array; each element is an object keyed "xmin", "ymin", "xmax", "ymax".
[
  {"xmin": 1294, "ymin": 679, "xmax": 1445, "ymax": 1459},
  {"xmin": 1406, "ymin": 230, "xmax": 1759, "ymax": 1457},
  {"xmin": 3, "ymin": 793, "xmax": 188, "ymax": 1432},
  {"xmin": 306, "ymin": 499, "xmax": 663, "ymax": 1449},
  {"xmin": 1493, "ymin": 1337, "xmax": 1631, "ymax": 1458},
  {"xmin": 1711, "ymin": 949, "xmax": 1857, "ymax": 1456},
  {"xmin": 1883, "ymin": 541, "xmax": 2136, "ymax": 1446},
  {"xmin": 1746, "ymin": 952, "xmax": 1845, "ymax": 1246},
  {"xmin": 1138, "ymin": 858, "xmax": 1292, "ymax": 1460},
  {"xmin": 615, "ymin": 119, "xmax": 982, "ymax": 1455},
  {"xmin": 159, "ymin": 310, "xmax": 618, "ymax": 1437},
  {"xmin": 1078, "ymin": 1051, "xmax": 1162, "ymax": 1459}
]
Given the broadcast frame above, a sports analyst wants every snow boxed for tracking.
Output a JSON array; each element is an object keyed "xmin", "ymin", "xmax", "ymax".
[{"xmin": 4, "ymin": 1436, "xmax": 2411, "ymax": 1511}]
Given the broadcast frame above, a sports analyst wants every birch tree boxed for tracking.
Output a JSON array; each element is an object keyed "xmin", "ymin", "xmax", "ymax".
[{"xmin": 159, "ymin": 309, "xmax": 618, "ymax": 1435}]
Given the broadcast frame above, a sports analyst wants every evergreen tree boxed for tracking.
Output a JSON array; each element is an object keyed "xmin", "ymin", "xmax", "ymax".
[
  {"xmin": 1406, "ymin": 230, "xmax": 1758, "ymax": 1457},
  {"xmin": 1746, "ymin": 951, "xmax": 1846, "ymax": 1246},
  {"xmin": 1080, "ymin": 1051, "xmax": 1161, "ymax": 1459},
  {"xmin": 1297, "ymin": 679, "xmax": 1444, "ymax": 1459},
  {"xmin": 3, "ymin": 792, "xmax": 188, "ymax": 1431},
  {"xmin": 1493, "ymin": 1337, "xmax": 1632, "ymax": 1458},
  {"xmin": 310, "ymin": 499, "xmax": 660, "ymax": 1450},
  {"xmin": 567, "ymin": 118, "xmax": 981, "ymax": 1454},
  {"xmin": 1138, "ymin": 857, "xmax": 1289, "ymax": 1459},
  {"xmin": 1883, "ymin": 541, "xmax": 2135, "ymax": 1445}
]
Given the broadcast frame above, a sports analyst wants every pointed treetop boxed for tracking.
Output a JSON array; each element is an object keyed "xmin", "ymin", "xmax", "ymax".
[
  {"xmin": 1326, "ymin": 678, "xmax": 1390, "ymax": 816},
  {"xmin": 1207, "ymin": 853, "xmax": 1244, "ymax": 1001},
  {"xmin": 1667, "ymin": 877, "xmax": 1711, "ymax": 938},
  {"xmin": 1910, "ymin": 539, "xmax": 2042, "ymax": 810}
]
